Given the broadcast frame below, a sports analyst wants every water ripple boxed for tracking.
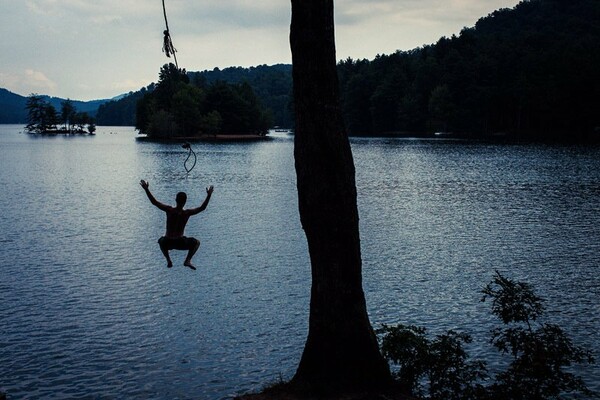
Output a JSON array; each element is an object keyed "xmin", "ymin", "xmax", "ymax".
[{"xmin": 1, "ymin": 128, "xmax": 598, "ymax": 398}]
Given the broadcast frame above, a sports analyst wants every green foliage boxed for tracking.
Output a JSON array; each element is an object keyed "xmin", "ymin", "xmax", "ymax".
[
  {"xmin": 60, "ymin": 99, "xmax": 76, "ymax": 131},
  {"xmin": 97, "ymin": 87, "xmax": 151, "ymax": 126},
  {"xmin": 172, "ymin": 84, "xmax": 205, "ymax": 134},
  {"xmin": 205, "ymin": 81, "xmax": 272, "ymax": 135},
  {"xmin": 482, "ymin": 271, "xmax": 544, "ymax": 326},
  {"xmin": 134, "ymin": 90, "xmax": 155, "ymax": 134},
  {"xmin": 378, "ymin": 325, "xmax": 429, "ymax": 392},
  {"xmin": 483, "ymin": 271, "xmax": 596, "ymax": 399},
  {"xmin": 338, "ymin": 0, "xmax": 600, "ymax": 139},
  {"xmin": 199, "ymin": 111, "xmax": 222, "ymax": 136},
  {"xmin": 25, "ymin": 94, "xmax": 45, "ymax": 133},
  {"xmin": 189, "ymin": 64, "xmax": 293, "ymax": 128},
  {"xmin": 378, "ymin": 272, "xmax": 596, "ymax": 399},
  {"xmin": 427, "ymin": 331, "xmax": 488, "ymax": 400},
  {"xmin": 26, "ymin": 94, "xmax": 95, "ymax": 134},
  {"xmin": 135, "ymin": 64, "xmax": 272, "ymax": 137},
  {"xmin": 378, "ymin": 325, "xmax": 487, "ymax": 399},
  {"xmin": 96, "ymin": 65, "xmax": 292, "ymax": 129},
  {"xmin": 146, "ymin": 109, "xmax": 178, "ymax": 138},
  {"xmin": 71, "ymin": 111, "xmax": 93, "ymax": 132},
  {"xmin": 42, "ymin": 103, "xmax": 59, "ymax": 131},
  {"xmin": 428, "ymin": 85, "xmax": 454, "ymax": 132},
  {"xmin": 155, "ymin": 63, "xmax": 190, "ymax": 111},
  {"xmin": 25, "ymin": 94, "xmax": 58, "ymax": 133}
]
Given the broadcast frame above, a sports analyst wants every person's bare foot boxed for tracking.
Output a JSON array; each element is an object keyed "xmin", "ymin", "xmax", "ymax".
[{"xmin": 183, "ymin": 261, "xmax": 196, "ymax": 270}]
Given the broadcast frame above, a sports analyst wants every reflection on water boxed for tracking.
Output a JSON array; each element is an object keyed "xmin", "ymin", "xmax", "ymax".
[{"xmin": 0, "ymin": 126, "xmax": 598, "ymax": 398}]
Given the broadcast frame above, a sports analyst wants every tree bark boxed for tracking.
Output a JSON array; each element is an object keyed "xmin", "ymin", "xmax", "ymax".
[{"xmin": 290, "ymin": 0, "xmax": 391, "ymax": 393}]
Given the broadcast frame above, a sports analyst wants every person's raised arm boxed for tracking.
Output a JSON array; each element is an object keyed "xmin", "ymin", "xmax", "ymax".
[
  {"xmin": 140, "ymin": 180, "xmax": 170, "ymax": 211},
  {"xmin": 189, "ymin": 186, "xmax": 214, "ymax": 215}
]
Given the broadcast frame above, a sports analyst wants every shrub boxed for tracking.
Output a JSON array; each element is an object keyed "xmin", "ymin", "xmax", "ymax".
[
  {"xmin": 378, "ymin": 325, "xmax": 487, "ymax": 400},
  {"xmin": 482, "ymin": 271, "xmax": 596, "ymax": 400},
  {"xmin": 378, "ymin": 271, "xmax": 596, "ymax": 400}
]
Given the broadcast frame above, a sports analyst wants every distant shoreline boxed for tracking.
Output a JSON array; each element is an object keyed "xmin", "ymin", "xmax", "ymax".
[{"xmin": 136, "ymin": 133, "xmax": 271, "ymax": 142}]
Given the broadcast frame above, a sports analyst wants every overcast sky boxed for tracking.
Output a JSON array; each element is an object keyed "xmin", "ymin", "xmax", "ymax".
[{"xmin": 0, "ymin": 0, "xmax": 520, "ymax": 101}]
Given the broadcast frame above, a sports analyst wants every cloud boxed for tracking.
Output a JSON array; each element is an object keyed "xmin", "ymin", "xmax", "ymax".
[
  {"xmin": 336, "ymin": 0, "xmax": 514, "ymax": 28},
  {"xmin": 25, "ymin": 0, "xmax": 157, "ymax": 28},
  {"xmin": 26, "ymin": 0, "xmax": 149, "ymax": 15},
  {"xmin": 0, "ymin": 72, "xmax": 20, "ymax": 90},
  {"xmin": 0, "ymin": 69, "xmax": 57, "ymax": 95},
  {"xmin": 25, "ymin": 69, "xmax": 58, "ymax": 91},
  {"xmin": 3, "ymin": 0, "xmax": 521, "ymax": 100},
  {"xmin": 332, "ymin": 0, "xmax": 521, "ymax": 59},
  {"xmin": 168, "ymin": 1, "xmax": 289, "ymax": 37}
]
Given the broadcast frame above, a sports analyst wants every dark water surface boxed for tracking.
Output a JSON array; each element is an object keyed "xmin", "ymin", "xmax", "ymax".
[{"xmin": 1, "ymin": 126, "xmax": 598, "ymax": 398}]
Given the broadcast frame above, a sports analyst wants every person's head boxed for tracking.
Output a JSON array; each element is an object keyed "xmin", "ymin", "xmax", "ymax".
[{"xmin": 175, "ymin": 192, "xmax": 187, "ymax": 208}]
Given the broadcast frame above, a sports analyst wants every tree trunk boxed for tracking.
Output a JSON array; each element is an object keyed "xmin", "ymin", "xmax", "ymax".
[{"xmin": 289, "ymin": 0, "xmax": 391, "ymax": 393}]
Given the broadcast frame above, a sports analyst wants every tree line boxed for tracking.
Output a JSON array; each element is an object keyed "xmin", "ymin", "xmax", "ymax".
[
  {"xmin": 97, "ymin": 64, "xmax": 293, "ymax": 130},
  {"xmin": 25, "ymin": 95, "xmax": 96, "ymax": 134},
  {"xmin": 337, "ymin": 0, "xmax": 600, "ymax": 140},
  {"xmin": 99, "ymin": 0, "xmax": 599, "ymax": 141},
  {"xmin": 187, "ymin": 64, "xmax": 294, "ymax": 129},
  {"xmin": 133, "ymin": 63, "xmax": 272, "ymax": 138}
]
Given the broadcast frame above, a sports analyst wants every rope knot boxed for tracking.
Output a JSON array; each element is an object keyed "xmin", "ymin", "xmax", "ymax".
[{"xmin": 162, "ymin": 29, "xmax": 177, "ymax": 58}]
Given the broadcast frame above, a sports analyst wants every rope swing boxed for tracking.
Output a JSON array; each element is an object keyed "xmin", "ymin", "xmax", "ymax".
[
  {"xmin": 161, "ymin": 1, "xmax": 195, "ymax": 175},
  {"xmin": 161, "ymin": 0, "xmax": 179, "ymax": 69},
  {"xmin": 182, "ymin": 142, "xmax": 197, "ymax": 173}
]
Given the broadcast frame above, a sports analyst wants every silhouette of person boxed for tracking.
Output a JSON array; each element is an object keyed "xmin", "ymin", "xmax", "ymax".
[{"xmin": 140, "ymin": 180, "xmax": 214, "ymax": 270}]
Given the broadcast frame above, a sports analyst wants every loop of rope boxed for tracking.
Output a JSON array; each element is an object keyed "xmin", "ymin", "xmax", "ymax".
[{"xmin": 183, "ymin": 143, "xmax": 197, "ymax": 173}]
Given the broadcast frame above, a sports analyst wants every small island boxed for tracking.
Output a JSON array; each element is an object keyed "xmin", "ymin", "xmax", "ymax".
[
  {"xmin": 135, "ymin": 64, "xmax": 272, "ymax": 141},
  {"xmin": 25, "ymin": 95, "xmax": 96, "ymax": 135}
]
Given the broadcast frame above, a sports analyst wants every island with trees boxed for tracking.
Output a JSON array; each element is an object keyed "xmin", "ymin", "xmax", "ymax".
[
  {"xmin": 25, "ymin": 94, "xmax": 96, "ymax": 135},
  {"xmin": 134, "ymin": 64, "xmax": 272, "ymax": 140},
  {"xmin": 95, "ymin": 64, "xmax": 293, "ymax": 130}
]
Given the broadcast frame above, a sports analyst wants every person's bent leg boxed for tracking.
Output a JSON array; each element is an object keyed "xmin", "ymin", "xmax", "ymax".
[
  {"xmin": 158, "ymin": 237, "xmax": 173, "ymax": 268},
  {"xmin": 183, "ymin": 238, "xmax": 200, "ymax": 270}
]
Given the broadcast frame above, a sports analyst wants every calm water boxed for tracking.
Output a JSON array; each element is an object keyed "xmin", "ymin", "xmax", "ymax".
[{"xmin": 0, "ymin": 125, "xmax": 598, "ymax": 399}]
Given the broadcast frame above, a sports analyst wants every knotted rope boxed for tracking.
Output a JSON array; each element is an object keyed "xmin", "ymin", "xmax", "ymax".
[{"xmin": 162, "ymin": 0, "xmax": 179, "ymax": 68}]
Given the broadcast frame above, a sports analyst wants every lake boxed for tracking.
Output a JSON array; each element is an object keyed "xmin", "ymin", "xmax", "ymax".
[{"xmin": 0, "ymin": 125, "xmax": 598, "ymax": 399}]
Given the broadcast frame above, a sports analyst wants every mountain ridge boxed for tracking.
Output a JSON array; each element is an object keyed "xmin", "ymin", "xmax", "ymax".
[{"xmin": 0, "ymin": 88, "xmax": 114, "ymax": 124}]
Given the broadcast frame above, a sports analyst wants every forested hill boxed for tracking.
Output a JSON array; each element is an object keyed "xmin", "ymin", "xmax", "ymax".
[
  {"xmin": 0, "ymin": 88, "xmax": 108, "ymax": 124},
  {"xmin": 338, "ymin": 0, "xmax": 600, "ymax": 139},
  {"xmin": 189, "ymin": 64, "xmax": 293, "ymax": 128},
  {"xmin": 49, "ymin": 0, "xmax": 600, "ymax": 140},
  {"xmin": 0, "ymin": 88, "xmax": 27, "ymax": 124},
  {"xmin": 97, "ymin": 64, "xmax": 293, "ymax": 128}
]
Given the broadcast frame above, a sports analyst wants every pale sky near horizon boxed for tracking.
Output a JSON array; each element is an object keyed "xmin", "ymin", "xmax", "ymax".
[{"xmin": 1, "ymin": 0, "xmax": 521, "ymax": 101}]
